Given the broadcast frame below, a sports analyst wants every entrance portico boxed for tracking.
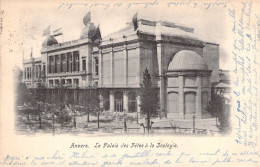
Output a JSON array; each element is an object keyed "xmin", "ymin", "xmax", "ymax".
[{"xmin": 109, "ymin": 89, "xmax": 140, "ymax": 113}]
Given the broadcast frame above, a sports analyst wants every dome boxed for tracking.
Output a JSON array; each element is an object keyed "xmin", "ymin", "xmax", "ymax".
[
  {"xmin": 168, "ymin": 50, "xmax": 208, "ymax": 70},
  {"xmin": 80, "ymin": 23, "xmax": 97, "ymax": 39},
  {"xmin": 42, "ymin": 35, "xmax": 58, "ymax": 47}
]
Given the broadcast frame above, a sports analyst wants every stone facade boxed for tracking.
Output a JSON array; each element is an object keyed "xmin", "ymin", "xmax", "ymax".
[{"xmin": 23, "ymin": 15, "xmax": 221, "ymax": 119}]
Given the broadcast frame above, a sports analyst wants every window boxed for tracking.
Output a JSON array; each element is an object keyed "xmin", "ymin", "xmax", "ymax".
[
  {"xmin": 73, "ymin": 79, "xmax": 79, "ymax": 87},
  {"xmin": 49, "ymin": 80, "xmax": 53, "ymax": 87},
  {"xmin": 27, "ymin": 68, "xmax": 29, "ymax": 79},
  {"xmin": 73, "ymin": 51, "xmax": 80, "ymax": 72},
  {"xmin": 50, "ymin": 56, "xmax": 54, "ymax": 73},
  {"xmin": 94, "ymin": 57, "xmax": 99, "ymax": 75},
  {"xmin": 82, "ymin": 59, "xmax": 86, "ymax": 71},
  {"xmin": 61, "ymin": 79, "xmax": 65, "ymax": 85},
  {"xmin": 61, "ymin": 54, "xmax": 66, "ymax": 72},
  {"xmin": 67, "ymin": 79, "xmax": 72, "ymax": 86},
  {"xmin": 67, "ymin": 53, "xmax": 72, "ymax": 72},
  {"xmin": 29, "ymin": 67, "xmax": 31, "ymax": 79},
  {"xmin": 55, "ymin": 79, "xmax": 59, "ymax": 86},
  {"xmin": 38, "ymin": 65, "xmax": 41, "ymax": 78},
  {"xmin": 43, "ymin": 65, "xmax": 46, "ymax": 75},
  {"xmin": 55, "ymin": 55, "xmax": 59, "ymax": 73}
]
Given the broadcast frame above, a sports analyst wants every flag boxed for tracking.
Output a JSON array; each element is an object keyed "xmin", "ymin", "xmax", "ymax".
[
  {"xmin": 52, "ymin": 27, "xmax": 63, "ymax": 37},
  {"xmin": 83, "ymin": 12, "xmax": 91, "ymax": 26},
  {"xmin": 91, "ymin": 25, "xmax": 101, "ymax": 42},
  {"xmin": 43, "ymin": 25, "xmax": 50, "ymax": 36},
  {"xmin": 132, "ymin": 12, "xmax": 138, "ymax": 31}
]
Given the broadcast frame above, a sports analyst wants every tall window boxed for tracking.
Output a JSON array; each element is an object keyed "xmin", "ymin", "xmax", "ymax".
[
  {"xmin": 29, "ymin": 67, "xmax": 31, "ymax": 79},
  {"xmin": 94, "ymin": 57, "xmax": 99, "ymax": 75},
  {"xmin": 38, "ymin": 65, "xmax": 41, "ymax": 78},
  {"xmin": 50, "ymin": 56, "xmax": 54, "ymax": 73},
  {"xmin": 82, "ymin": 59, "xmax": 86, "ymax": 71},
  {"xmin": 48, "ymin": 57, "xmax": 51, "ymax": 73},
  {"xmin": 27, "ymin": 68, "xmax": 29, "ymax": 79},
  {"xmin": 56, "ymin": 55, "xmax": 60, "ymax": 73},
  {"xmin": 73, "ymin": 52, "xmax": 79, "ymax": 72},
  {"xmin": 67, "ymin": 53, "xmax": 72, "ymax": 72},
  {"xmin": 61, "ymin": 54, "xmax": 66, "ymax": 72},
  {"xmin": 43, "ymin": 65, "xmax": 46, "ymax": 75}
]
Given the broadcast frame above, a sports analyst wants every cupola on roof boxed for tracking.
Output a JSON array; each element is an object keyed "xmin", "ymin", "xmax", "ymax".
[
  {"xmin": 168, "ymin": 50, "xmax": 208, "ymax": 70},
  {"xmin": 42, "ymin": 35, "xmax": 58, "ymax": 47}
]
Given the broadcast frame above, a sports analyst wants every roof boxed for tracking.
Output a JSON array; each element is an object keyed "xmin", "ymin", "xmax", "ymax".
[
  {"xmin": 102, "ymin": 24, "xmax": 136, "ymax": 40},
  {"xmin": 168, "ymin": 50, "xmax": 208, "ymax": 70},
  {"xmin": 102, "ymin": 19, "xmax": 205, "ymax": 43}
]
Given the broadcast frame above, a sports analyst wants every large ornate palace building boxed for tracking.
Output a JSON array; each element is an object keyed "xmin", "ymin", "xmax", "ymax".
[{"xmin": 23, "ymin": 14, "xmax": 227, "ymax": 119}]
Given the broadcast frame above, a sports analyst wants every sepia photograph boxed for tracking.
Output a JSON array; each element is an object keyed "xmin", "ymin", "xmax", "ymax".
[{"xmin": 14, "ymin": 4, "xmax": 231, "ymax": 136}]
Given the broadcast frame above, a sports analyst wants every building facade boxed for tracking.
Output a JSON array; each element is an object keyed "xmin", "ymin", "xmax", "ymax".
[{"xmin": 23, "ymin": 14, "xmax": 223, "ymax": 119}]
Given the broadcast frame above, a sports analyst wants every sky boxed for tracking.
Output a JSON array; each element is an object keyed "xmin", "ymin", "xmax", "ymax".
[{"xmin": 2, "ymin": 0, "xmax": 232, "ymax": 70}]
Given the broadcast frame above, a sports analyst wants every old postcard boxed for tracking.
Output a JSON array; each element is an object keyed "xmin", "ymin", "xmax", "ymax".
[{"xmin": 0, "ymin": 0, "xmax": 259, "ymax": 166}]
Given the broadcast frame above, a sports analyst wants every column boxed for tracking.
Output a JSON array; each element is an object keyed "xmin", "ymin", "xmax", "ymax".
[
  {"xmin": 98, "ymin": 51, "xmax": 103, "ymax": 87},
  {"xmin": 123, "ymin": 90, "xmax": 129, "ymax": 112},
  {"xmin": 196, "ymin": 75, "xmax": 202, "ymax": 118},
  {"xmin": 136, "ymin": 95, "xmax": 141, "ymax": 116},
  {"xmin": 178, "ymin": 75, "xmax": 184, "ymax": 117},
  {"xmin": 123, "ymin": 45, "xmax": 128, "ymax": 87},
  {"xmin": 109, "ymin": 90, "xmax": 114, "ymax": 112}
]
